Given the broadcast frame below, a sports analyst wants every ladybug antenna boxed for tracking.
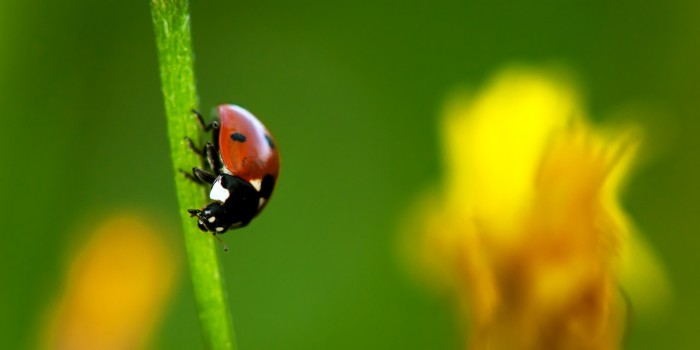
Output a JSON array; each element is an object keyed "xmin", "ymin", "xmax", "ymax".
[{"xmin": 212, "ymin": 234, "xmax": 229, "ymax": 252}]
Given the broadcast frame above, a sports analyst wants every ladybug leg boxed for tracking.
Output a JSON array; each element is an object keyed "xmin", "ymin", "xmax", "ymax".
[
  {"xmin": 192, "ymin": 108, "xmax": 221, "ymax": 164},
  {"xmin": 204, "ymin": 142, "xmax": 223, "ymax": 175},
  {"xmin": 179, "ymin": 167, "xmax": 215, "ymax": 186},
  {"xmin": 181, "ymin": 137, "xmax": 209, "ymax": 185},
  {"xmin": 192, "ymin": 167, "xmax": 216, "ymax": 184},
  {"xmin": 181, "ymin": 167, "xmax": 215, "ymax": 184},
  {"xmin": 192, "ymin": 109, "xmax": 221, "ymax": 153},
  {"xmin": 192, "ymin": 109, "xmax": 220, "ymax": 132},
  {"xmin": 184, "ymin": 137, "xmax": 222, "ymax": 174},
  {"xmin": 184, "ymin": 136, "xmax": 202, "ymax": 154}
]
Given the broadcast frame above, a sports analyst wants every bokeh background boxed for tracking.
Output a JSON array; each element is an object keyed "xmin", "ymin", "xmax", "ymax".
[{"xmin": 1, "ymin": 0, "xmax": 698, "ymax": 349}]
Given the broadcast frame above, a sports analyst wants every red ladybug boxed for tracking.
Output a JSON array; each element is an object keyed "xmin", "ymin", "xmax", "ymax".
[{"xmin": 185, "ymin": 105, "xmax": 280, "ymax": 239}]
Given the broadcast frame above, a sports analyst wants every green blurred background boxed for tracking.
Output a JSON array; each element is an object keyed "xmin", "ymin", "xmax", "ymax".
[{"xmin": 1, "ymin": 0, "xmax": 698, "ymax": 349}]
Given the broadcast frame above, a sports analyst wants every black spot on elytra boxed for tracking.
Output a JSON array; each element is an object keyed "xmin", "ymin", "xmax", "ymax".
[
  {"xmin": 264, "ymin": 134, "xmax": 275, "ymax": 149},
  {"xmin": 230, "ymin": 132, "xmax": 247, "ymax": 142},
  {"xmin": 259, "ymin": 174, "xmax": 276, "ymax": 199}
]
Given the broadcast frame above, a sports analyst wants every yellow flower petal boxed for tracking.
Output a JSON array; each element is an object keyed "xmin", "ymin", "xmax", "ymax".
[
  {"xmin": 406, "ymin": 66, "xmax": 669, "ymax": 350},
  {"xmin": 442, "ymin": 68, "xmax": 580, "ymax": 234},
  {"xmin": 42, "ymin": 213, "xmax": 178, "ymax": 350}
]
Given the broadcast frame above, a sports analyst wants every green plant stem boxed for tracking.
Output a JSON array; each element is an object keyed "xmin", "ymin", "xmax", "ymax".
[{"xmin": 150, "ymin": 1, "xmax": 236, "ymax": 349}]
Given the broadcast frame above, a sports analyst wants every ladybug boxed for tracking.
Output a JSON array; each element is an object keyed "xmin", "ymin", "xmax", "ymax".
[{"xmin": 185, "ymin": 105, "xmax": 280, "ymax": 241}]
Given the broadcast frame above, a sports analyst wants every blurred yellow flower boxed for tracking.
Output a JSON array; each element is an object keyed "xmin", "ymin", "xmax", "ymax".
[
  {"xmin": 42, "ymin": 213, "xmax": 178, "ymax": 350},
  {"xmin": 405, "ymin": 68, "xmax": 669, "ymax": 350}
]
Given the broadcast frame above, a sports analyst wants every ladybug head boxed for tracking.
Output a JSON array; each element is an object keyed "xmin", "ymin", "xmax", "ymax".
[
  {"xmin": 187, "ymin": 175, "xmax": 261, "ymax": 236},
  {"xmin": 188, "ymin": 203, "xmax": 229, "ymax": 234}
]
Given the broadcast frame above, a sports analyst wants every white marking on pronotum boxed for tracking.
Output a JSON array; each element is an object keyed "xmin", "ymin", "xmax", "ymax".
[
  {"xmin": 210, "ymin": 176, "xmax": 230, "ymax": 202},
  {"xmin": 208, "ymin": 217, "xmax": 216, "ymax": 223},
  {"xmin": 216, "ymin": 227, "xmax": 225, "ymax": 232},
  {"xmin": 249, "ymin": 178, "xmax": 262, "ymax": 192},
  {"xmin": 258, "ymin": 197, "xmax": 266, "ymax": 209}
]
